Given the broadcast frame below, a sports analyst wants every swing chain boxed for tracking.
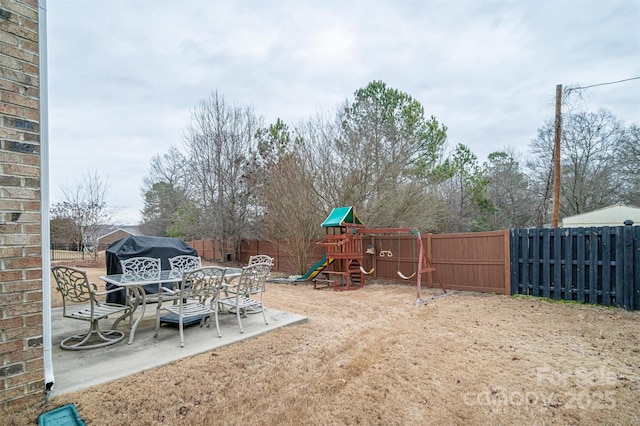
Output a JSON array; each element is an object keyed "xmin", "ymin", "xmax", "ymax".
[
  {"xmin": 397, "ymin": 234, "xmax": 417, "ymax": 279},
  {"xmin": 378, "ymin": 237, "xmax": 393, "ymax": 257}
]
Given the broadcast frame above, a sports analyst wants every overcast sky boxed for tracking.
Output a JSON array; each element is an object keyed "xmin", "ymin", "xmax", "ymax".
[{"xmin": 45, "ymin": 0, "xmax": 640, "ymax": 225}]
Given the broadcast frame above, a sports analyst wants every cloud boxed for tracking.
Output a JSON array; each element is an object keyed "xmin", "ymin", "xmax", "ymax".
[{"xmin": 45, "ymin": 0, "xmax": 640, "ymax": 224}]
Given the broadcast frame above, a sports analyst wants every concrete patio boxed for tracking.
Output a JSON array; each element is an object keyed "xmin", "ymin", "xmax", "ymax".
[{"xmin": 49, "ymin": 304, "xmax": 308, "ymax": 396}]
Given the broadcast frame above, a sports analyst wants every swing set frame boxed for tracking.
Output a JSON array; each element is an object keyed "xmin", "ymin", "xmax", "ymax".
[{"xmin": 356, "ymin": 228, "xmax": 447, "ymax": 303}]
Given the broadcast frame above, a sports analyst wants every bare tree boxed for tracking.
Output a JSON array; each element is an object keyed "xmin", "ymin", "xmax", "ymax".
[
  {"xmin": 247, "ymin": 119, "xmax": 323, "ymax": 274},
  {"xmin": 140, "ymin": 147, "xmax": 190, "ymax": 237},
  {"xmin": 617, "ymin": 123, "xmax": 640, "ymax": 206},
  {"xmin": 50, "ymin": 171, "xmax": 115, "ymax": 258},
  {"xmin": 527, "ymin": 109, "xmax": 626, "ymax": 224},
  {"xmin": 526, "ymin": 124, "xmax": 556, "ymax": 227},
  {"xmin": 295, "ymin": 111, "xmax": 344, "ymax": 213},
  {"xmin": 248, "ymin": 119, "xmax": 326, "ymax": 274},
  {"xmin": 182, "ymin": 91, "xmax": 262, "ymax": 259},
  {"xmin": 561, "ymin": 109, "xmax": 624, "ymax": 214}
]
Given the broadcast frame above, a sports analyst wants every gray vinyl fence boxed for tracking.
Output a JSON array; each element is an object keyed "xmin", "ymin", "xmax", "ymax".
[{"xmin": 510, "ymin": 222, "xmax": 640, "ymax": 310}]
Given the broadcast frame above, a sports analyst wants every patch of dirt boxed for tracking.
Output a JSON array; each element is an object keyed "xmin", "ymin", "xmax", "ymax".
[{"xmin": 7, "ymin": 268, "xmax": 640, "ymax": 425}]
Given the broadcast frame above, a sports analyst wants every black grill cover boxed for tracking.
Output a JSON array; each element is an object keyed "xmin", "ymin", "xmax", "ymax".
[{"xmin": 105, "ymin": 236, "xmax": 198, "ymax": 304}]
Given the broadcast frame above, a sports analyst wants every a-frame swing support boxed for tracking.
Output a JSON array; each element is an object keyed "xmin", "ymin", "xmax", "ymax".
[{"xmin": 411, "ymin": 230, "xmax": 447, "ymax": 304}]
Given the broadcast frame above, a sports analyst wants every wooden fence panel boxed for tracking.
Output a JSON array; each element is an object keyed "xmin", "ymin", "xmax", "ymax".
[
  {"xmin": 429, "ymin": 230, "xmax": 510, "ymax": 294},
  {"xmin": 189, "ymin": 240, "xmax": 204, "ymax": 256},
  {"xmin": 186, "ymin": 239, "xmax": 218, "ymax": 261},
  {"xmin": 202, "ymin": 239, "xmax": 216, "ymax": 260},
  {"xmin": 511, "ymin": 223, "xmax": 639, "ymax": 310}
]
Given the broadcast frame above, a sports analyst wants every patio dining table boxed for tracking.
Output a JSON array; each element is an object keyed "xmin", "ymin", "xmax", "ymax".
[{"xmin": 100, "ymin": 267, "xmax": 242, "ymax": 344}]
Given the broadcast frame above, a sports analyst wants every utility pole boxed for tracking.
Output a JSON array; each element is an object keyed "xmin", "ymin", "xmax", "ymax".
[{"xmin": 552, "ymin": 84, "xmax": 562, "ymax": 228}]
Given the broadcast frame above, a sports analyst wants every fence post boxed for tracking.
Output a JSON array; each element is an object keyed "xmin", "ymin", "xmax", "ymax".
[
  {"xmin": 564, "ymin": 227, "xmax": 574, "ymax": 301},
  {"xmin": 426, "ymin": 233, "xmax": 433, "ymax": 287},
  {"xmin": 522, "ymin": 228, "xmax": 530, "ymax": 295},
  {"xmin": 635, "ymin": 225, "xmax": 640, "ymax": 310},
  {"xmin": 532, "ymin": 228, "xmax": 540, "ymax": 297},
  {"xmin": 623, "ymin": 220, "xmax": 635, "ymax": 310},
  {"xmin": 509, "ymin": 229, "xmax": 516, "ymax": 295},
  {"xmin": 633, "ymin": 226, "xmax": 640, "ymax": 310},
  {"xmin": 504, "ymin": 229, "xmax": 511, "ymax": 295},
  {"xmin": 552, "ymin": 227, "xmax": 562, "ymax": 300}
]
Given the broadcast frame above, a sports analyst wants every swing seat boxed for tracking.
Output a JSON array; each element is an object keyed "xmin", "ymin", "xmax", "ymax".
[
  {"xmin": 359, "ymin": 266, "xmax": 374, "ymax": 275},
  {"xmin": 397, "ymin": 271, "xmax": 416, "ymax": 280}
]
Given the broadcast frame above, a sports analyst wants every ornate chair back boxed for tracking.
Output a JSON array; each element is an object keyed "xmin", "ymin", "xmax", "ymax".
[
  {"xmin": 169, "ymin": 255, "xmax": 202, "ymax": 273},
  {"xmin": 248, "ymin": 254, "xmax": 274, "ymax": 267},
  {"xmin": 120, "ymin": 257, "xmax": 161, "ymax": 281}
]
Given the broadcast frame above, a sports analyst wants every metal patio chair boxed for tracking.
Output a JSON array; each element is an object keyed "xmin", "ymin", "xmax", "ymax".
[
  {"xmin": 224, "ymin": 254, "xmax": 273, "ymax": 298},
  {"xmin": 154, "ymin": 266, "xmax": 227, "ymax": 347},
  {"xmin": 51, "ymin": 265, "xmax": 131, "ymax": 350},
  {"xmin": 244, "ymin": 255, "xmax": 273, "ymax": 300},
  {"xmin": 218, "ymin": 262, "xmax": 271, "ymax": 333}
]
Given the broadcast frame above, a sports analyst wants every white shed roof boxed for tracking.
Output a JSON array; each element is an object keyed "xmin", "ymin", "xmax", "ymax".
[{"xmin": 562, "ymin": 204, "xmax": 640, "ymax": 227}]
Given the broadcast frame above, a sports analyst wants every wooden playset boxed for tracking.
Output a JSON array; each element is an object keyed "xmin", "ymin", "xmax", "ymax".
[{"xmin": 311, "ymin": 206, "xmax": 446, "ymax": 302}]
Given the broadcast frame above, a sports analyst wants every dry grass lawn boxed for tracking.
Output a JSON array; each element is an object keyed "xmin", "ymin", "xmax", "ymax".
[{"xmin": 4, "ymin": 263, "xmax": 640, "ymax": 425}]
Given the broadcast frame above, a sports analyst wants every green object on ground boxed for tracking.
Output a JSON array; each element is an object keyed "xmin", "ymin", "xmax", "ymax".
[
  {"xmin": 297, "ymin": 255, "xmax": 334, "ymax": 281},
  {"xmin": 38, "ymin": 403, "xmax": 85, "ymax": 426}
]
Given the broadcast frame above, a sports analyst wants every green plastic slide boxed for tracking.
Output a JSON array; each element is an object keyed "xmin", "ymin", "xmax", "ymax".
[{"xmin": 296, "ymin": 255, "xmax": 334, "ymax": 281}]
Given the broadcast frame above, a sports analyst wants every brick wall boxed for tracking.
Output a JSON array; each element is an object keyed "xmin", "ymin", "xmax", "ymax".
[{"xmin": 0, "ymin": 0, "xmax": 44, "ymax": 409}]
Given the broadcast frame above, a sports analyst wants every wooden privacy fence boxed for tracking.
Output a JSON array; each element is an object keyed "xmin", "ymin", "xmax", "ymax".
[
  {"xmin": 238, "ymin": 239, "xmax": 326, "ymax": 273},
  {"xmin": 191, "ymin": 230, "xmax": 511, "ymax": 295},
  {"xmin": 358, "ymin": 231, "xmax": 509, "ymax": 294},
  {"xmin": 188, "ymin": 239, "xmax": 217, "ymax": 261},
  {"xmin": 190, "ymin": 225, "xmax": 640, "ymax": 310},
  {"xmin": 510, "ymin": 223, "xmax": 640, "ymax": 310}
]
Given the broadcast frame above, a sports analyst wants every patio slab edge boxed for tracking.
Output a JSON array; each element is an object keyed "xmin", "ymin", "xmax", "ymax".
[{"xmin": 50, "ymin": 307, "xmax": 308, "ymax": 396}]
